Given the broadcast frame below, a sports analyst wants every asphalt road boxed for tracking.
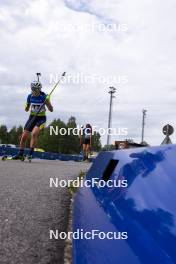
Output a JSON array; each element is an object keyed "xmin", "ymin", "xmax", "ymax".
[{"xmin": 0, "ymin": 159, "xmax": 90, "ymax": 264}]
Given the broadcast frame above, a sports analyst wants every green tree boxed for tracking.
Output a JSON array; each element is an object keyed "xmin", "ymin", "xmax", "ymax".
[
  {"xmin": 8, "ymin": 126, "xmax": 17, "ymax": 144},
  {"xmin": 38, "ymin": 118, "xmax": 67, "ymax": 153},
  {"xmin": 92, "ymin": 131, "xmax": 102, "ymax": 151},
  {"xmin": 0, "ymin": 125, "xmax": 8, "ymax": 143},
  {"xmin": 102, "ymin": 144, "xmax": 115, "ymax": 151},
  {"xmin": 8, "ymin": 126, "xmax": 23, "ymax": 145},
  {"xmin": 0, "ymin": 117, "xmax": 102, "ymax": 154},
  {"xmin": 66, "ymin": 116, "xmax": 80, "ymax": 154},
  {"xmin": 38, "ymin": 117, "xmax": 103, "ymax": 154}
]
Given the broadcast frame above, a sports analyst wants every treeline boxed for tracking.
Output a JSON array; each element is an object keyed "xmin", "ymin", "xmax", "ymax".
[
  {"xmin": 0, "ymin": 116, "xmax": 101, "ymax": 154},
  {"xmin": 0, "ymin": 125, "xmax": 23, "ymax": 145}
]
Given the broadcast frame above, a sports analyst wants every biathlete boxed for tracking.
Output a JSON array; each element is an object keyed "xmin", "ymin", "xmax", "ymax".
[
  {"xmin": 80, "ymin": 124, "xmax": 92, "ymax": 161},
  {"xmin": 13, "ymin": 80, "xmax": 53, "ymax": 160}
]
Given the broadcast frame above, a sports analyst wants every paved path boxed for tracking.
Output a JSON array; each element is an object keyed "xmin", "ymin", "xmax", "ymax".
[{"xmin": 0, "ymin": 160, "xmax": 90, "ymax": 264}]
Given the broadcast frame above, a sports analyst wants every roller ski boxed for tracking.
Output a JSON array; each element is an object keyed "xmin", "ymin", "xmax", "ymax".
[
  {"xmin": 26, "ymin": 155, "xmax": 32, "ymax": 163},
  {"xmin": 2, "ymin": 154, "xmax": 25, "ymax": 161},
  {"xmin": 2, "ymin": 155, "xmax": 11, "ymax": 161}
]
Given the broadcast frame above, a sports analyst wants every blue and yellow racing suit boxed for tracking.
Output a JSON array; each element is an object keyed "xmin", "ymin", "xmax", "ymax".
[{"xmin": 24, "ymin": 92, "xmax": 47, "ymax": 132}]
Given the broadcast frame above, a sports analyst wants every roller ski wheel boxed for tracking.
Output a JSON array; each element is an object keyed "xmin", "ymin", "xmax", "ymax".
[
  {"xmin": 2, "ymin": 155, "xmax": 8, "ymax": 161},
  {"xmin": 27, "ymin": 155, "xmax": 32, "ymax": 163}
]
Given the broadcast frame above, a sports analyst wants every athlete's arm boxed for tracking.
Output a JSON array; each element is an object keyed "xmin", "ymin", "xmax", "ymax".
[
  {"xmin": 25, "ymin": 104, "xmax": 30, "ymax": 112},
  {"xmin": 25, "ymin": 95, "xmax": 31, "ymax": 112},
  {"xmin": 79, "ymin": 130, "xmax": 82, "ymax": 146},
  {"xmin": 46, "ymin": 100, "xmax": 53, "ymax": 112},
  {"xmin": 45, "ymin": 94, "xmax": 53, "ymax": 112}
]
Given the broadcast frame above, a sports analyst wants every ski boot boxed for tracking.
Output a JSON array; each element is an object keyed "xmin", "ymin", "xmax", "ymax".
[{"xmin": 12, "ymin": 153, "xmax": 25, "ymax": 161}]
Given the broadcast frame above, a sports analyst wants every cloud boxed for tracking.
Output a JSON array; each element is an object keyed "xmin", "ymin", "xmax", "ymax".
[{"xmin": 0, "ymin": 0, "xmax": 175, "ymax": 146}]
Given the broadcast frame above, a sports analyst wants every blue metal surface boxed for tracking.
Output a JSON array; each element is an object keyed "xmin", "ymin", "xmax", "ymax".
[
  {"xmin": 0, "ymin": 146, "xmax": 83, "ymax": 161},
  {"xmin": 73, "ymin": 144, "xmax": 176, "ymax": 264}
]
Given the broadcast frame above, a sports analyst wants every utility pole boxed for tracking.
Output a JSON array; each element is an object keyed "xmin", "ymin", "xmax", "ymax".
[
  {"xmin": 107, "ymin": 87, "xmax": 116, "ymax": 148},
  {"xmin": 141, "ymin": 109, "xmax": 147, "ymax": 144}
]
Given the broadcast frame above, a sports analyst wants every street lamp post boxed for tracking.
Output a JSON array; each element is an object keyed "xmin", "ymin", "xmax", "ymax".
[
  {"xmin": 141, "ymin": 109, "xmax": 147, "ymax": 144},
  {"xmin": 107, "ymin": 87, "xmax": 116, "ymax": 149}
]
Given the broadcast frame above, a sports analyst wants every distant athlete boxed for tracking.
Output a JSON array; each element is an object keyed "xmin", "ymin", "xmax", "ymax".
[
  {"xmin": 80, "ymin": 124, "xmax": 92, "ymax": 161},
  {"xmin": 13, "ymin": 80, "xmax": 53, "ymax": 160}
]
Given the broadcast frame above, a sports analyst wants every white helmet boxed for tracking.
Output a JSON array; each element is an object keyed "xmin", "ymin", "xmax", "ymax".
[{"xmin": 31, "ymin": 81, "xmax": 42, "ymax": 92}]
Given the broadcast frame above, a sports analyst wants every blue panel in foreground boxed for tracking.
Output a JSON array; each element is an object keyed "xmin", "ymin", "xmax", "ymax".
[{"xmin": 73, "ymin": 144, "xmax": 176, "ymax": 264}]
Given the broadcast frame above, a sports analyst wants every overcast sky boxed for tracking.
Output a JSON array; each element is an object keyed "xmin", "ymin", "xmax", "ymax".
[{"xmin": 0, "ymin": 0, "xmax": 176, "ymax": 146}]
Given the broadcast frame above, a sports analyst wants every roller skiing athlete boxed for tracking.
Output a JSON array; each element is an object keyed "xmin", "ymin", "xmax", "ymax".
[
  {"xmin": 2, "ymin": 72, "xmax": 65, "ymax": 162},
  {"xmin": 12, "ymin": 76, "xmax": 53, "ymax": 162},
  {"xmin": 80, "ymin": 124, "xmax": 92, "ymax": 161}
]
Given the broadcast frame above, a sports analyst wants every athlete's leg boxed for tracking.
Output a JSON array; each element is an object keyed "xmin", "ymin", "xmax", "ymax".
[
  {"xmin": 30, "ymin": 126, "xmax": 40, "ymax": 149},
  {"xmin": 20, "ymin": 130, "xmax": 30, "ymax": 149},
  {"xmin": 86, "ymin": 144, "xmax": 90, "ymax": 159},
  {"xmin": 18, "ymin": 116, "xmax": 33, "ymax": 153},
  {"xmin": 82, "ymin": 144, "xmax": 87, "ymax": 160},
  {"xmin": 27, "ymin": 126, "xmax": 40, "ymax": 158},
  {"xmin": 29, "ymin": 117, "xmax": 46, "ymax": 158},
  {"xmin": 12, "ymin": 130, "xmax": 30, "ymax": 159}
]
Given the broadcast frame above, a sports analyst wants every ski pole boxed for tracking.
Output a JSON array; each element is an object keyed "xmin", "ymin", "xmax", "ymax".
[
  {"xmin": 26, "ymin": 72, "xmax": 66, "ymax": 130},
  {"xmin": 36, "ymin": 72, "xmax": 41, "ymax": 82}
]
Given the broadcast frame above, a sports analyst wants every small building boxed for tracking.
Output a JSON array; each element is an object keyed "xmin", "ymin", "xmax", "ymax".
[{"xmin": 115, "ymin": 140, "xmax": 148, "ymax": 150}]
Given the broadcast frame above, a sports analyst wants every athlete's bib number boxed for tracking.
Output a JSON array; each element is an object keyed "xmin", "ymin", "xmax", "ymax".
[{"xmin": 31, "ymin": 104, "xmax": 45, "ymax": 113}]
